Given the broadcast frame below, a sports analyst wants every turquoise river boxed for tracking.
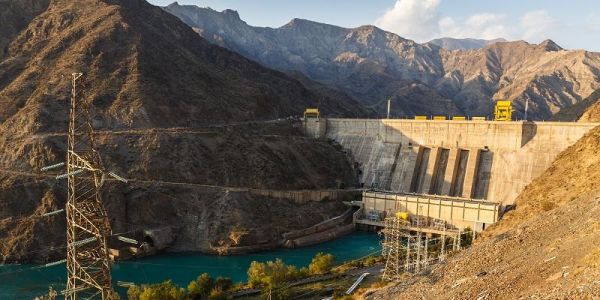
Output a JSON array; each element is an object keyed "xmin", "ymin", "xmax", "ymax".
[{"xmin": 0, "ymin": 232, "xmax": 381, "ymax": 299}]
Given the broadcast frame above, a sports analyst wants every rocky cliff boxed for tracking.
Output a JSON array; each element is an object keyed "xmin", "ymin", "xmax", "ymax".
[
  {"xmin": 165, "ymin": 3, "xmax": 600, "ymax": 119},
  {"xmin": 554, "ymin": 89, "xmax": 600, "ymax": 122},
  {"xmin": 0, "ymin": 0, "xmax": 363, "ymax": 263}
]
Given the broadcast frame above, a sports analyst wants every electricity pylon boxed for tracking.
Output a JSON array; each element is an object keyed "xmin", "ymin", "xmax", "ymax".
[{"xmin": 61, "ymin": 73, "xmax": 122, "ymax": 299}]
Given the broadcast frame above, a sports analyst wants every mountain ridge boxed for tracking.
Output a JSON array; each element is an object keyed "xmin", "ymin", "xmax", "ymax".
[
  {"xmin": 164, "ymin": 2, "xmax": 600, "ymax": 119},
  {"xmin": 428, "ymin": 37, "xmax": 508, "ymax": 50}
]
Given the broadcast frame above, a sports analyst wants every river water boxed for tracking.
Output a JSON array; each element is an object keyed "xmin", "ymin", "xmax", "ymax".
[{"xmin": 0, "ymin": 232, "xmax": 381, "ymax": 299}]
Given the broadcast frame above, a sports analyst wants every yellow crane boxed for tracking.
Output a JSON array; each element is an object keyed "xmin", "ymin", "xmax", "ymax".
[
  {"xmin": 494, "ymin": 100, "xmax": 513, "ymax": 121},
  {"xmin": 303, "ymin": 108, "xmax": 320, "ymax": 119}
]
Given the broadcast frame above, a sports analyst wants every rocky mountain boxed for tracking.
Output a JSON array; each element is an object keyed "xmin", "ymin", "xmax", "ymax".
[
  {"xmin": 427, "ymin": 37, "xmax": 507, "ymax": 50},
  {"xmin": 580, "ymin": 94, "xmax": 600, "ymax": 122},
  {"xmin": 0, "ymin": 0, "xmax": 364, "ymax": 262},
  {"xmin": 0, "ymin": 0, "xmax": 50, "ymax": 59},
  {"xmin": 554, "ymin": 89, "xmax": 600, "ymax": 122},
  {"xmin": 165, "ymin": 3, "xmax": 600, "ymax": 119}
]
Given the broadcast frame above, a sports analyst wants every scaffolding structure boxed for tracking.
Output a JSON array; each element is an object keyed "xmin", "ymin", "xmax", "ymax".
[
  {"xmin": 381, "ymin": 214, "xmax": 462, "ymax": 282},
  {"xmin": 64, "ymin": 73, "xmax": 112, "ymax": 299}
]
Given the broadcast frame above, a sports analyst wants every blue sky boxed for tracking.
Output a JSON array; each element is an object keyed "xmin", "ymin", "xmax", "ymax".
[{"xmin": 149, "ymin": 0, "xmax": 600, "ymax": 51}]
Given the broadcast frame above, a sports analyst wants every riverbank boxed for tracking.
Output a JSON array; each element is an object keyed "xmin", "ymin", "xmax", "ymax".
[{"xmin": 0, "ymin": 232, "xmax": 381, "ymax": 299}]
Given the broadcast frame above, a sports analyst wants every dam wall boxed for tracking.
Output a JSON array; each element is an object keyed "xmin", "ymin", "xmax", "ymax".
[{"xmin": 305, "ymin": 119, "xmax": 599, "ymax": 204}]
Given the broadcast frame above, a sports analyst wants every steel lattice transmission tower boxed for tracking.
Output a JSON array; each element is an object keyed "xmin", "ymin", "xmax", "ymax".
[
  {"xmin": 381, "ymin": 216, "xmax": 408, "ymax": 281},
  {"xmin": 64, "ymin": 73, "xmax": 113, "ymax": 299},
  {"xmin": 381, "ymin": 216, "xmax": 428, "ymax": 281}
]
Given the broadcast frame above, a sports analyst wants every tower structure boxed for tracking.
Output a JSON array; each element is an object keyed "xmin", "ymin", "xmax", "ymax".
[
  {"xmin": 64, "ymin": 73, "xmax": 113, "ymax": 299},
  {"xmin": 382, "ymin": 213, "xmax": 460, "ymax": 281}
]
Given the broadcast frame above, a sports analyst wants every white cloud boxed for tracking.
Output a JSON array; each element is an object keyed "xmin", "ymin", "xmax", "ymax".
[
  {"xmin": 520, "ymin": 10, "xmax": 558, "ymax": 42},
  {"xmin": 440, "ymin": 13, "xmax": 509, "ymax": 40},
  {"xmin": 374, "ymin": 0, "xmax": 560, "ymax": 44},
  {"xmin": 374, "ymin": 0, "xmax": 441, "ymax": 42}
]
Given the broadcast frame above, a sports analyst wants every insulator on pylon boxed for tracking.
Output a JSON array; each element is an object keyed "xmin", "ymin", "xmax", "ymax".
[
  {"xmin": 117, "ymin": 281, "xmax": 136, "ymax": 288},
  {"xmin": 44, "ymin": 259, "xmax": 67, "ymax": 268},
  {"xmin": 41, "ymin": 162, "xmax": 65, "ymax": 172},
  {"xmin": 41, "ymin": 209, "xmax": 65, "ymax": 217},
  {"xmin": 108, "ymin": 171, "xmax": 128, "ymax": 183},
  {"xmin": 56, "ymin": 169, "xmax": 84, "ymax": 180},
  {"xmin": 117, "ymin": 236, "xmax": 138, "ymax": 244},
  {"xmin": 60, "ymin": 286, "xmax": 87, "ymax": 295},
  {"xmin": 72, "ymin": 237, "xmax": 97, "ymax": 247}
]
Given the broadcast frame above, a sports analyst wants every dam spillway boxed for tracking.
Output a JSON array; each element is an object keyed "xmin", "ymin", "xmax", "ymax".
[{"xmin": 304, "ymin": 118, "xmax": 599, "ymax": 205}]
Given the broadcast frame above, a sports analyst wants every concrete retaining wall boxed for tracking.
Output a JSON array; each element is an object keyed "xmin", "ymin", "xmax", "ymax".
[
  {"xmin": 247, "ymin": 189, "xmax": 359, "ymax": 204},
  {"xmin": 283, "ymin": 224, "xmax": 355, "ymax": 248},
  {"xmin": 282, "ymin": 208, "xmax": 354, "ymax": 240},
  {"xmin": 306, "ymin": 119, "xmax": 599, "ymax": 204},
  {"xmin": 282, "ymin": 208, "xmax": 355, "ymax": 248}
]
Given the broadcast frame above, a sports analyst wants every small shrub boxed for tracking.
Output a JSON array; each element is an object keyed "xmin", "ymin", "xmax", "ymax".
[
  {"xmin": 363, "ymin": 256, "xmax": 379, "ymax": 267},
  {"xmin": 309, "ymin": 252, "xmax": 335, "ymax": 275},
  {"xmin": 207, "ymin": 287, "xmax": 227, "ymax": 300},
  {"xmin": 297, "ymin": 267, "xmax": 309, "ymax": 278},
  {"xmin": 214, "ymin": 277, "xmax": 232, "ymax": 291},
  {"xmin": 127, "ymin": 286, "xmax": 142, "ymax": 300},
  {"xmin": 187, "ymin": 273, "xmax": 214, "ymax": 298},
  {"xmin": 541, "ymin": 200, "xmax": 556, "ymax": 211},
  {"xmin": 248, "ymin": 261, "xmax": 266, "ymax": 288},
  {"xmin": 247, "ymin": 258, "xmax": 299, "ymax": 288},
  {"xmin": 268, "ymin": 288, "xmax": 290, "ymax": 300},
  {"xmin": 136, "ymin": 280, "xmax": 186, "ymax": 300}
]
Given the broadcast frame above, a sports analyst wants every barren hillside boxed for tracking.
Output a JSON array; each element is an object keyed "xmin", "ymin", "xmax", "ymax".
[
  {"xmin": 370, "ymin": 125, "xmax": 600, "ymax": 299},
  {"xmin": 0, "ymin": 0, "xmax": 364, "ymax": 263},
  {"xmin": 553, "ymin": 89, "xmax": 600, "ymax": 122}
]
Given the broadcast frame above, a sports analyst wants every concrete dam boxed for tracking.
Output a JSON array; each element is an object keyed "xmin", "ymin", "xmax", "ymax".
[
  {"xmin": 306, "ymin": 118, "xmax": 598, "ymax": 204},
  {"xmin": 305, "ymin": 118, "xmax": 598, "ymax": 230},
  {"xmin": 306, "ymin": 118, "xmax": 599, "ymax": 204}
]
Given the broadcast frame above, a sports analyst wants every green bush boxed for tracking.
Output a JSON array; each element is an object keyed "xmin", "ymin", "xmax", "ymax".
[
  {"xmin": 187, "ymin": 273, "xmax": 214, "ymax": 298},
  {"xmin": 298, "ymin": 267, "xmax": 309, "ymax": 278},
  {"xmin": 308, "ymin": 252, "xmax": 335, "ymax": 275},
  {"xmin": 128, "ymin": 280, "xmax": 186, "ymax": 300},
  {"xmin": 248, "ymin": 261, "xmax": 267, "ymax": 288},
  {"xmin": 247, "ymin": 258, "xmax": 300, "ymax": 288},
  {"xmin": 214, "ymin": 277, "xmax": 232, "ymax": 292},
  {"xmin": 363, "ymin": 256, "xmax": 379, "ymax": 267},
  {"xmin": 127, "ymin": 286, "xmax": 142, "ymax": 300}
]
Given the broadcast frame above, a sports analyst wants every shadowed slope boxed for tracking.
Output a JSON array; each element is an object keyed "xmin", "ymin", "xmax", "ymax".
[{"xmin": 0, "ymin": 0, "xmax": 364, "ymax": 262}]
